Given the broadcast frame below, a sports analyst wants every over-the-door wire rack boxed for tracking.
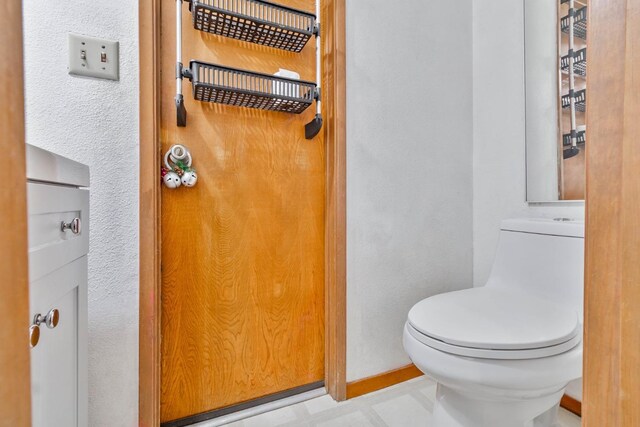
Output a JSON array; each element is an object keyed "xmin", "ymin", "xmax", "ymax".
[
  {"xmin": 175, "ymin": 0, "xmax": 323, "ymax": 139},
  {"xmin": 561, "ymin": 0, "xmax": 587, "ymax": 159}
]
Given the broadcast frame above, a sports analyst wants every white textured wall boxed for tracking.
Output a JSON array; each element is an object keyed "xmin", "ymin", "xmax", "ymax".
[
  {"xmin": 474, "ymin": 0, "xmax": 528, "ymax": 287},
  {"xmin": 22, "ymin": 1, "xmax": 139, "ymax": 425},
  {"xmin": 345, "ymin": 0, "xmax": 474, "ymax": 381},
  {"xmin": 472, "ymin": 0, "xmax": 584, "ymax": 400}
]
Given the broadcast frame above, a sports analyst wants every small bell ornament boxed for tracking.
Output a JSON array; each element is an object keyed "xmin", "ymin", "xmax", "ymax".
[
  {"xmin": 163, "ymin": 171, "xmax": 182, "ymax": 189},
  {"xmin": 181, "ymin": 170, "xmax": 198, "ymax": 187}
]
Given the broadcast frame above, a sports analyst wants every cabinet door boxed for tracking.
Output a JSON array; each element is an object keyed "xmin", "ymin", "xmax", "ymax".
[{"xmin": 29, "ymin": 256, "xmax": 88, "ymax": 427}]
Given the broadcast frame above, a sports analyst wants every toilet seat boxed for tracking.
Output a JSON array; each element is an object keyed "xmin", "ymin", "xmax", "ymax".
[
  {"xmin": 407, "ymin": 287, "xmax": 581, "ymax": 360},
  {"xmin": 407, "ymin": 322, "xmax": 581, "ymax": 359}
]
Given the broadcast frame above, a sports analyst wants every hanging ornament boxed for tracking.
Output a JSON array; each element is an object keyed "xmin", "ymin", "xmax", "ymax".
[
  {"xmin": 181, "ymin": 170, "xmax": 198, "ymax": 187},
  {"xmin": 163, "ymin": 171, "xmax": 182, "ymax": 189},
  {"xmin": 162, "ymin": 144, "xmax": 198, "ymax": 189}
]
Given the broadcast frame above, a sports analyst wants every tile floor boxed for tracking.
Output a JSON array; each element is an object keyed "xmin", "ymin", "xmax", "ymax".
[{"xmin": 212, "ymin": 377, "xmax": 582, "ymax": 427}]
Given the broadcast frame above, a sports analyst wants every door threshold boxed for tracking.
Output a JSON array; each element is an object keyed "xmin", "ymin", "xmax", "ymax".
[{"xmin": 162, "ymin": 381, "xmax": 326, "ymax": 427}]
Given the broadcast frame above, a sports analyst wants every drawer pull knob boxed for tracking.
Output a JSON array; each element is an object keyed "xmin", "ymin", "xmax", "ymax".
[
  {"xmin": 29, "ymin": 324, "xmax": 40, "ymax": 348},
  {"xmin": 61, "ymin": 218, "xmax": 81, "ymax": 235},
  {"xmin": 33, "ymin": 309, "xmax": 60, "ymax": 330}
]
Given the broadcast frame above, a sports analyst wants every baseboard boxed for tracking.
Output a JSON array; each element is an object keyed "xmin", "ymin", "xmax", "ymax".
[
  {"xmin": 346, "ymin": 364, "xmax": 423, "ymax": 399},
  {"xmin": 560, "ymin": 394, "xmax": 582, "ymax": 417}
]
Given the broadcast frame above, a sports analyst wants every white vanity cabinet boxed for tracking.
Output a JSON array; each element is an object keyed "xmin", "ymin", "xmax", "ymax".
[{"xmin": 26, "ymin": 145, "xmax": 89, "ymax": 427}]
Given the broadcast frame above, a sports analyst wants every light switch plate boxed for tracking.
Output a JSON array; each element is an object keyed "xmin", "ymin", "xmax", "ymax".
[{"xmin": 68, "ymin": 33, "xmax": 119, "ymax": 81}]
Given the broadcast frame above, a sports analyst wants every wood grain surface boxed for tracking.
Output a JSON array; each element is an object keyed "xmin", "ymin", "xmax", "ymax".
[
  {"xmin": 322, "ymin": 0, "xmax": 347, "ymax": 402},
  {"xmin": 139, "ymin": 0, "xmax": 162, "ymax": 425},
  {"xmin": 583, "ymin": 0, "xmax": 640, "ymax": 425},
  {"xmin": 346, "ymin": 365, "xmax": 423, "ymax": 400},
  {"xmin": 159, "ymin": 0, "xmax": 325, "ymax": 422},
  {"xmin": 560, "ymin": 394, "xmax": 581, "ymax": 417},
  {"xmin": 562, "ymin": 146, "xmax": 585, "ymax": 200},
  {"xmin": 0, "ymin": 1, "xmax": 31, "ymax": 425}
]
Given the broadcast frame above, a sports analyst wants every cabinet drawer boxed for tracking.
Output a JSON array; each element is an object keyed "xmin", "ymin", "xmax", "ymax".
[{"xmin": 28, "ymin": 183, "xmax": 89, "ymax": 281}]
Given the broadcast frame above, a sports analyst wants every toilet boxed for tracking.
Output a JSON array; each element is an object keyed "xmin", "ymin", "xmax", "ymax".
[{"xmin": 403, "ymin": 218, "xmax": 584, "ymax": 427}]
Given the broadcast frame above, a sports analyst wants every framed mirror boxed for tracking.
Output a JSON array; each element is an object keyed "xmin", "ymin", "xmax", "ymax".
[{"xmin": 525, "ymin": 0, "xmax": 587, "ymax": 202}]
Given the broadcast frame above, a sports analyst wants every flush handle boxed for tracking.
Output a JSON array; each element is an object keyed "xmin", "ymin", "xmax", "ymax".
[{"xmin": 61, "ymin": 217, "xmax": 82, "ymax": 235}]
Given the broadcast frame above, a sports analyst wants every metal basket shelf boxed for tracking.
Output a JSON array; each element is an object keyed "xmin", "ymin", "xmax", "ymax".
[
  {"xmin": 562, "ymin": 89, "xmax": 586, "ymax": 112},
  {"xmin": 188, "ymin": 0, "xmax": 316, "ymax": 52},
  {"xmin": 561, "ymin": 48, "xmax": 587, "ymax": 77},
  {"xmin": 563, "ymin": 130, "xmax": 586, "ymax": 146},
  {"xmin": 185, "ymin": 60, "xmax": 317, "ymax": 114},
  {"xmin": 561, "ymin": 6, "xmax": 587, "ymax": 39},
  {"xmin": 560, "ymin": 0, "xmax": 587, "ymax": 4}
]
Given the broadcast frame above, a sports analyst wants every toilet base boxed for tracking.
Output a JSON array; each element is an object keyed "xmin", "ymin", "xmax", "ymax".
[{"xmin": 431, "ymin": 384, "xmax": 564, "ymax": 427}]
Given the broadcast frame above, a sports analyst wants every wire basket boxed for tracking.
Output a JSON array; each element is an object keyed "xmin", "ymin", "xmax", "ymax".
[
  {"xmin": 563, "ymin": 130, "xmax": 586, "ymax": 146},
  {"xmin": 561, "ymin": 48, "xmax": 587, "ymax": 77},
  {"xmin": 561, "ymin": 6, "xmax": 588, "ymax": 40},
  {"xmin": 190, "ymin": 0, "xmax": 316, "ymax": 52},
  {"xmin": 187, "ymin": 61, "xmax": 316, "ymax": 114},
  {"xmin": 562, "ymin": 89, "xmax": 586, "ymax": 112}
]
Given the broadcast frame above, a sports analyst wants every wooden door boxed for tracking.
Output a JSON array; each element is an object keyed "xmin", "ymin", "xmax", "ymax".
[
  {"xmin": 159, "ymin": 0, "xmax": 325, "ymax": 423},
  {"xmin": 0, "ymin": 1, "xmax": 31, "ymax": 425},
  {"xmin": 583, "ymin": 0, "xmax": 640, "ymax": 424}
]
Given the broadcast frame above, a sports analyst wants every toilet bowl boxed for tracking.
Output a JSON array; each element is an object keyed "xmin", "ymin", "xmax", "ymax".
[{"xmin": 404, "ymin": 218, "xmax": 584, "ymax": 427}]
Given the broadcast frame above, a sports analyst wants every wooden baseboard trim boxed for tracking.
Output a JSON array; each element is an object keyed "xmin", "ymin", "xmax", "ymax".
[
  {"xmin": 560, "ymin": 394, "xmax": 582, "ymax": 417},
  {"xmin": 346, "ymin": 364, "xmax": 423, "ymax": 399}
]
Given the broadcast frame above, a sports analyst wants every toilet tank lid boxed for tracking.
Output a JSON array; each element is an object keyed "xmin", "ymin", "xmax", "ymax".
[{"xmin": 501, "ymin": 218, "xmax": 584, "ymax": 238}]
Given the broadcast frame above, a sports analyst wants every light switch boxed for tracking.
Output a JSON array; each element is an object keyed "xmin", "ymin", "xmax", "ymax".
[{"xmin": 68, "ymin": 33, "xmax": 119, "ymax": 81}]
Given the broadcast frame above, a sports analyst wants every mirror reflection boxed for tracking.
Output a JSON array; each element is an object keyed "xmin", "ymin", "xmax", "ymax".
[{"xmin": 525, "ymin": 0, "xmax": 587, "ymax": 201}]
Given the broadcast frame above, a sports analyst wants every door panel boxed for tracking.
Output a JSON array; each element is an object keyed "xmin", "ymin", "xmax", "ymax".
[
  {"xmin": 29, "ymin": 257, "xmax": 87, "ymax": 427},
  {"xmin": 160, "ymin": 0, "xmax": 325, "ymax": 422},
  {"xmin": 0, "ymin": 1, "xmax": 31, "ymax": 424},
  {"xmin": 584, "ymin": 0, "xmax": 640, "ymax": 424}
]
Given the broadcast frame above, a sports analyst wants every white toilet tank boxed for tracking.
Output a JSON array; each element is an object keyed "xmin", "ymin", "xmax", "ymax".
[{"xmin": 486, "ymin": 218, "xmax": 584, "ymax": 321}]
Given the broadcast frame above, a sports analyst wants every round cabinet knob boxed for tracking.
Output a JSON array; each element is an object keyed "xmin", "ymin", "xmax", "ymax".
[
  {"xmin": 29, "ymin": 324, "xmax": 40, "ymax": 348},
  {"xmin": 32, "ymin": 308, "xmax": 60, "ymax": 330},
  {"xmin": 45, "ymin": 309, "xmax": 60, "ymax": 329},
  {"xmin": 61, "ymin": 217, "xmax": 82, "ymax": 235}
]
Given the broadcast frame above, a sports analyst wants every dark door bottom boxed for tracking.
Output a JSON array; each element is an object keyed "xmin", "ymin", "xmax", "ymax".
[{"xmin": 161, "ymin": 380, "xmax": 325, "ymax": 427}]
